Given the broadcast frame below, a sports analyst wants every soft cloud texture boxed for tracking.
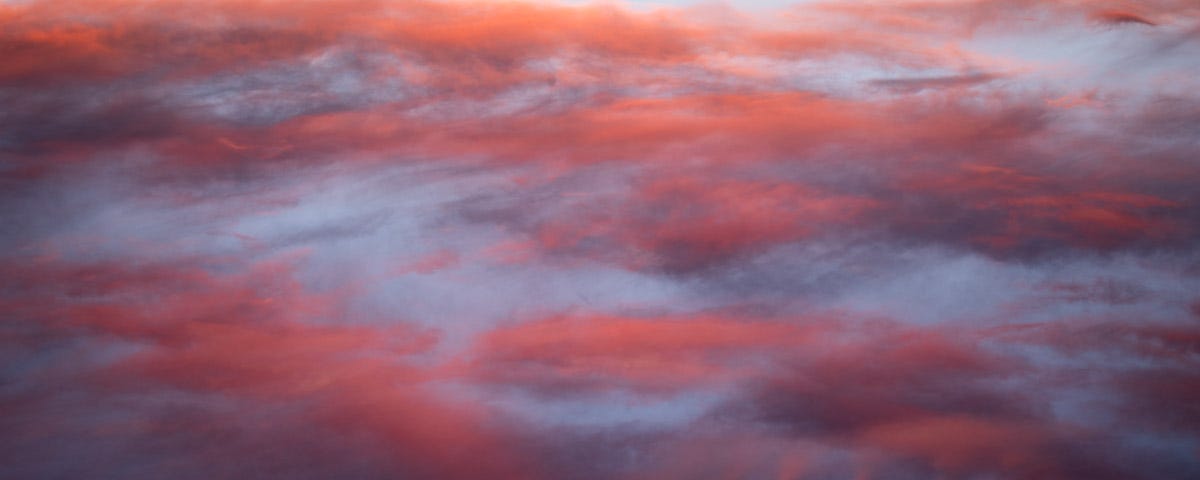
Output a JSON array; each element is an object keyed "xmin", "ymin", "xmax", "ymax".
[{"xmin": 3, "ymin": 0, "xmax": 1199, "ymax": 478}]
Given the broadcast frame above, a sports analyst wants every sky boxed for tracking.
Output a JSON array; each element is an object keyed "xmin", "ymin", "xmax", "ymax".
[{"xmin": 2, "ymin": 0, "xmax": 1199, "ymax": 478}]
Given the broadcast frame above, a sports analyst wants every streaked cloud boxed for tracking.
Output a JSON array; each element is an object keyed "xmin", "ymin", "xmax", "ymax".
[{"xmin": 3, "ymin": 1, "xmax": 1199, "ymax": 478}]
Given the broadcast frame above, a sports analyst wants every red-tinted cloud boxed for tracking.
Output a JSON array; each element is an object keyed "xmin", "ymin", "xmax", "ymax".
[
  {"xmin": 467, "ymin": 311, "xmax": 830, "ymax": 394},
  {"xmin": 0, "ymin": 253, "xmax": 543, "ymax": 479},
  {"xmin": 3, "ymin": 0, "xmax": 1200, "ymax": 478}
]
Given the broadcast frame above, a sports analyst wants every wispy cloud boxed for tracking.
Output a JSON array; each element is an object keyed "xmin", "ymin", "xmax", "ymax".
[{"xmin": 3, "ymin": 1, "xmax": 1199, "ymax": 478}]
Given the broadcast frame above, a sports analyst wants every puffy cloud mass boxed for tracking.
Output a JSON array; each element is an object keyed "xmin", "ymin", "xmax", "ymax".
[{"xmin": 2, "ymin": 0, "xmax": 1199, "ymax": 478}]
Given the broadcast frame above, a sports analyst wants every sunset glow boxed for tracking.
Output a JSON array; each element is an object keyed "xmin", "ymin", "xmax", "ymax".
[{"xmin": 3, "ymin": 1, "xmax": 1200, "ymax": 478}]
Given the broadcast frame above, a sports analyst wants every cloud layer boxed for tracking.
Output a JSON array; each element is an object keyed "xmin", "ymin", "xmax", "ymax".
[{"xmin": 3, "ymin": 0, "xmax": 1199, "ymax": 478}]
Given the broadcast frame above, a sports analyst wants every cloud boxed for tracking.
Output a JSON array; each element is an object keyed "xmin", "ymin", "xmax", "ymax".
[
  {"xmin": 1093, "ymin": 10, "xmax": 1158, "ymax": 26},
  {"xmin": 869, "ymin": 72, "xmax": 1001, "ymax": 92},
  {"xmin": 466, "ymin": 311, "xmax": 828, "ymax": 395},
  {"xmin": 0, "ymin": 253, "xmax": 543, "ymax": 479},
  {"xmin": 2, "ymin": 0, "xmax": 1200, "ymax": 478}
]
